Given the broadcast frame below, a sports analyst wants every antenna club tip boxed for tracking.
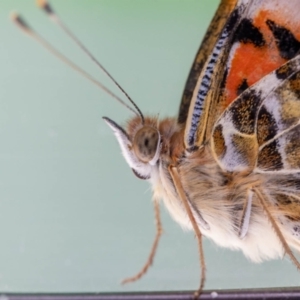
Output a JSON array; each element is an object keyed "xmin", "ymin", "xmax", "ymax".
[
  {"xmin": 36, "ymin": 0, "xmax": 47, "ymax": 8},
  {"xmin": 36, "ymin": 0, "xmax": 54, "ymax": 15},
  {"xmin": 10, "ymin": 11, "xmax": 31, "ymax": 32},
  {"xmin": 9, "ymin": 11, "xmax": 18, "ymax": 21}
]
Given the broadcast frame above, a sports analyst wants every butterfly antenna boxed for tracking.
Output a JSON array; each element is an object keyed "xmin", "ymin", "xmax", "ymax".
[
  {"xmin": 36, "ymin": 0, "xmax": 145, "ymax": 125},
  {"xmin": 10, "ymin": 12, "xmax": 138, "ymax": 117}
]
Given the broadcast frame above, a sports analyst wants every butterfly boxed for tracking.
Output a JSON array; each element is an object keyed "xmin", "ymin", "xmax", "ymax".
[
  {"xmin": 103, "ymin": 0, "xmax": 300, "ymax": 295},
  {"xmin": 12, "ymin": 0, "xmax": 300, "ymax": 297}
]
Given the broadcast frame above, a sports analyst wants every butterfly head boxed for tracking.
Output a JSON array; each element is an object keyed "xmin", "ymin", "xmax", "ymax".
[{"xmin": 103, "ymin": 116, "xmax": 162, "ymax": 180}]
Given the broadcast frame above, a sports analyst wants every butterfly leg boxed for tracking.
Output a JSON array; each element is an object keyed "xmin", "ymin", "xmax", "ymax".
[
  {"xmin": 121, "ymin": 198, "xmax": 163, "ymax": 284},
  {"xmin": 239, "ymin": 189, "xmax": 253, "ymax": 239},
  {"xmin": 169, "ymin": 165, "xmax": 206, "ymax": 298},
  {"xmin": 254, "ymin": 188, "xmax": 300, "ymax": 270}
]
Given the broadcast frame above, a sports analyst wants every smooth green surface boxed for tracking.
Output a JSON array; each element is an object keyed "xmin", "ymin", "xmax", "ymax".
[{"xmin": 0, "ymin": 0, "xmax": 299, "ymax": 293}]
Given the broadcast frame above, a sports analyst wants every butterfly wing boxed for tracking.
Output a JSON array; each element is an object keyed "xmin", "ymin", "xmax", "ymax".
[
  {"xmin": 178, "ymin": 0, "xmax": 238, "ymax": 125},
  {"xmin": 211, "ymin": 55, "xmax": 300, "ymax": 173},
  {"xmin": 208, "ymin": 14, "xmax": 300, "ymax": 252},
  {"xmin": 183, "ymin": 0, "xmax": 300, "ymax": 151}
]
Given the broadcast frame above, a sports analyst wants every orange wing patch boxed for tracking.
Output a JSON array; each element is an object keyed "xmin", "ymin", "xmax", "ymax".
[{"xmin": 225, "ymin": 5, "xmax": 300, "ymax": 105}]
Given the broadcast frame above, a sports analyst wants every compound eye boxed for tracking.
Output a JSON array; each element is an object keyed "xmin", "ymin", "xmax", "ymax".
[{"xmin": 133, "ymin": 126, "xmax": 160, "ymax": 163}]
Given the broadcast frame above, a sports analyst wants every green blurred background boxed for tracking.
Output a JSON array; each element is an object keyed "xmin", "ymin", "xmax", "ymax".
[{"xmin": 0, "ymin": 0, "xmax": 299, "ymax": 293}]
